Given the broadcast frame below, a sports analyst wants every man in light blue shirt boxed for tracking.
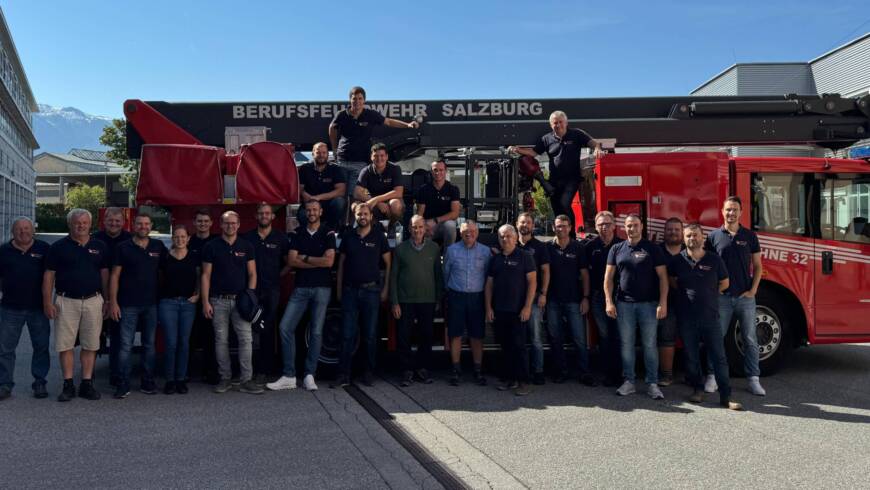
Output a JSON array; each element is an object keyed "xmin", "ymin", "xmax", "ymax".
[{"xmin": 443, "ymin": 220, "xmax": 491, "ymax": 386}]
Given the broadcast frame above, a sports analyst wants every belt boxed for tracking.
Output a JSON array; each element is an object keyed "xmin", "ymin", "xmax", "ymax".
[
  {"xmin": 347, "ymin": 281, "xmax": 378, "ymax": 289},
  {"xmin": 211, "ymin": 294, "xmax": 237, "ymax": 300},
  {"xmin": 57, "ymin": 291, "xmax": 101, "ymax": 300}
]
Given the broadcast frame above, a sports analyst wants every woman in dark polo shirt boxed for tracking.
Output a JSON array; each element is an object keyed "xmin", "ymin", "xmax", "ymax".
[{"xmin": 158, "ymin": 225, "xmax": 200, "ymax": 394}]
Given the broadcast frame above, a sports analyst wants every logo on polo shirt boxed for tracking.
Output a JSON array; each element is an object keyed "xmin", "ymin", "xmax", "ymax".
[
  {"xmin": 358, "ymin": 121, "xmax": 369, "ymax": 127},
  {"xmin": 234, "ymin": 251, "xmax": 247, "ymax": 257},
  {"xmin": 506, "ymin": 260, "xmax": 519, "ymax": 266},
  {"xmin": 265, "ymin": 243, "xmax": 278, "ymax": 249},
  {"xmin": 88, "ymin": 248, "xmax": 100, "ymax": 255},
  {"xmin": 631, "ymin": 251, "xmax": 648, "ymax": 260},
  {"xmin": 566, "ymin": 253, "xmax": 576, "ymax": 258},
  {"xmin": 30, "ymin": 253, "xmax": 43, "ymax": 258},
  {"xmin": 699, "ymin": 264, "xmax": 712, "ymax": 271},
  {"xmin": 322, "ymin": 178, "xmax": 333, "ymax": 183},
  {"xmin": 736, "ymin": 240, "xmax": 748, "ymax": 246},
  {"xmin": 148, "ymin": 252, "xmax": 161, "ymax": 257},
  {"xmin": 364, "ymin": 241, "xmax": 376, "ymax": 248}
]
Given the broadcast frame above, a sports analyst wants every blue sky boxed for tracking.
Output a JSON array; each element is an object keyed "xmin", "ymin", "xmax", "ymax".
[{"xmin": 4, "ymin": 0, "xmax": 868, "ymax": 118}]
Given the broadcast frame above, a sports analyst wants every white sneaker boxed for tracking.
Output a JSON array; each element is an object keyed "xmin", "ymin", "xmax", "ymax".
[
  {"xmin": 266, "ymin": 376, "xmax": 297, "ymax": 391},
  {"xmin": 648, "ymin": 383, "xmax": 664, "ymax": 400},
  {"xmin": 747, "ymin": 376, "xmax": 766, "ymax": 396},
  {"xmin": 302, "ymin": 374, "xmax": 318, "ymax": 391},
  {"xmin": 704, "ymin": 374, "xmax": 718, "ymax": 393},
  {"xmin": 616, "ymin": 380, "xmax": 636, "ymax": 396}
]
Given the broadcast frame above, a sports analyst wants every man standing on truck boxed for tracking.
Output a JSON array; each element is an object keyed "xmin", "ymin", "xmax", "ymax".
[
  {"xmin": 516, "ymin": 212, "xmax": 550, "ymax": 385},
  {"xmin": 297, "ymin": 142, "xmax": 347, "ymax": 231},
  {"xmin": 604, "ymin": 214, "xmax": 668, "ymax": 399},
  {"xmin": 332, "ymin": 203, "xmax": 391, "ymax": 388},
  {"xmin": 704, "ymin": 196, "xmax": 766, "ymax": 396},
  {"xmin": 201, "ymin": 211, "xmax": 262, "ymax": 395},
  {"xmin": 657, "ymin": 218, "xmax": 684, "ymax": 387},
  {"xmin": 415, "ymin": 160, "xmax": 461, "ymax": 247},
  {"xmin": 92, "ymin": 207, "xmax": 131, "ymax": 389},
  {"xmin": 508, "ymin": 110, "xmax": 605, "ymax": 236},
  {"xmin": 669, "ymin": 223, "xmax": 743, "ymax": 410},
  {"xmin": 354, "ymin": 143, "xmax": 405, "ymax": 229},
  {"xmin": 585, "ymin": 211, "xmax": 623, "ymax": 386},
  {"xmin": 329, "ymin": 86, "xmax": 419, "ymax": 201},
  {"xmin": 242, "ymin": 204, "xmax": 291, "ymax": 387}
]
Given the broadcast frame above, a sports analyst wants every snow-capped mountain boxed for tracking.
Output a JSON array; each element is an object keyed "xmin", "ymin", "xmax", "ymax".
[{"xmin": 33, "ymin": 104, "xmax": 113, "ymax": 154}]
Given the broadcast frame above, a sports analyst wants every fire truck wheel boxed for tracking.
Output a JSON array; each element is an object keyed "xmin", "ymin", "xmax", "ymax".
[{"xmin": 724, "ymin": 289, "xmax": 791, "ymax": 377}]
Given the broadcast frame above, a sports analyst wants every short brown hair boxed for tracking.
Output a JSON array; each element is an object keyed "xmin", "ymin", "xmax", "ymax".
[
  {"xmin": 370, "ymin": 142, "xmax": 387, "ymax": 155},
  {"xmin": 724, "ymin": 196, "xmax": 742, "ymax": 208},
  {"xmin": 349, "ymin": 86, "xmax": 366, "ymax": 99}
]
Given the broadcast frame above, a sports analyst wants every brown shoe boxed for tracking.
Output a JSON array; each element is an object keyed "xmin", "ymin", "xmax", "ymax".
[{"xmin": 688, "ymin": 390, "xmax": 704, "ymax": 404}]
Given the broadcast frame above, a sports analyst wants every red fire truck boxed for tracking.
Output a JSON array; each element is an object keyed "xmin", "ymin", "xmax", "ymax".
[{"xmin": 124, "ymin": 93, "xmax": 870, "ymax": 375}]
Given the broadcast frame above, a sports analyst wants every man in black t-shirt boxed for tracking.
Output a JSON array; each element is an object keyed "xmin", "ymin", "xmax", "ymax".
[
  {"xmin": 92, "ymin": 207, "xmax": 131, "ymax": 388},
  {"xmin": 108, "ymin": 214, "xmax": 167, "ymax": 398},
  {"xmin": 585, "ymin": 211, "xmax": 624, "ymax": 386},
  {"xmin": 329, "ymin": 86, "xmax": 419, "ymax": 200},
  {"xmin": 657, "ymin": 217, "xmax": 684, "ymax": 387},
  {"xmin": 268, "ymin": 200, "xmax": 337, "ymax": 392},
  {"xmin": 604, "ymin": 214, "xmax": 668, "ymax": 399},
  {"xmin": 485, "ymin": 224, "xmax": 536, "ymax": 396},
  {"xmin": 201, "ymin": 211, "xmax": 261, "ymax": 395},
  {"xmin": 354, "ymin": 143, "xmax": 405, "ymax": 226},
  {"xmin": 188, "ymin": 209, "xmax": 219, "ymax": 384},
  {"xmin": 509, "ymin": 110, "xmax": 604, "ymax": 235},
  {"xmin": 297, "ymin": 142, "xmax": 347, "ymax": 230},
  {"xmin": 516, "ymin": 212, "xmax": 550, "ymax": 385},
  {"xmin": 415, "ymin": 160, "xmax": 460, "ymax": 247}
]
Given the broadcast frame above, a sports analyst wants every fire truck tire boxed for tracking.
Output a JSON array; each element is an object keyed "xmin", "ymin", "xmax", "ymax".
[{"xmin": 723, "ymin": 289, "xmax": 791, "ymax": 377}]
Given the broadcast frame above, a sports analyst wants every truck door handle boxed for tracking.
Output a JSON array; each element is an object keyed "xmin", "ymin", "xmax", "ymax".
[{"xmin": 821, "ymin": 251, "xmax": 833, "ymax": 275}]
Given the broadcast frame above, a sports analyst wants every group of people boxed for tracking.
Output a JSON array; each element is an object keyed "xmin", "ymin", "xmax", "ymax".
[{"xmin": 0, "ymin": 86, "xmax": 766, "ymax": 412}]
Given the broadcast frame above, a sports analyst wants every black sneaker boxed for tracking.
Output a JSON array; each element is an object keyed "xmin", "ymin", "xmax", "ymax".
[
  {"xmin": 330, "ymin": 375, "xmax": 350, "ymax": 389},
  {"xmin": 474, "ymin": 372, "xmax": 488, "ymax": 386},
  {"xmin": 361, "ymin": 371, "xmax": 375, "ymax": 387},
  {"xmin": 113, "ymin": 383, "xmax": 131, "ymax": 399},
  {"xmin": 497, "ymin": 381, "xmax": 519, "ymax": 391},
  {"xmin": 57, "ymin": 380, "xmax": 76, "ymax": 402},
  {"xmin": 163, "ymin": 381, "xmax": 176, "ymax": 395},
  {"xmin": 78, "ymin": 380, "xmax": 101, "ymax": 401},
  {"xmin": 415, "ymin": 369, "xmax": 434, "ymax": 384},
  {"xmin": 532, "ymin": 372, "xmax": 546, "ymax": 385},
  {"xmin": 140, "ymin": 379, "xmax": 158, "ymax": 395},
  {"xmin": 449, "ymin": 370, "xmax": 461, "ymax": 386},
  {"xmin": 580, "ymin": 374, "xmax": 599, "ymax": 387},
  {"xmin": 400, "ymin": 371, "xmax": 414, "ymax": 387},
  {"xmin": 0, "ymin": 386, "xmax": 11, "ymax": 401},
  {"xmin": 32, "ymin": 382, "xmax": 48, "ymax": 399},
  {"xmin": 175, "ymin": 381, "xmax": 189, "ymax": 394}
]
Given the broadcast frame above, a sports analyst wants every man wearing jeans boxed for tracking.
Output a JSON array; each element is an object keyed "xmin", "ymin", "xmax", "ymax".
[
  {"xmin": 705, "ymin": 196, "xmax": 766, "ymax": 396},
  {"xmin": 604, "ymin": 214, "xmax": 668, "ymax": 399},
  {"xmin": 201, "ymin": 211, "xmax": 261, "ymax": 395},
  {"xmin": 546, "ymin": 214, "xmax": 596, "ymax": 386},
  {"xmin": 0, "ymin": 218, "xmax": 51, "ymax": 400},
  {"xmin": 108, "ymin": 214, "xmax": 166, "ymax": 398},
  {"xmin": 669, "ymin": 224, "xmax": 743, "ymax": 410},
  {"xmin": 333, "ymin": 203, "xmax": 391, "ymax": 388},
  {"xmin": 585, "ymin": 211, "xmax": 623, "ymax": 386},
  {"xmin": 516, "ymin": 212, "xmax": 550, "ymax": 385},
  {"xmin": 269, "ymin": 200, "xmax": 336, "ymax": 392},
  {"xmin": 415, "ymin": 160, "xmax": 461, "ymax": 247}
]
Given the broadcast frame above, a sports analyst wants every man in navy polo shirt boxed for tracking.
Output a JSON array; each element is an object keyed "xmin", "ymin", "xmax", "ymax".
[
  {"xmin": 705, "ymin": 196, "xmax": 766, "ymax": 396},
  {"xmin": 509, "ymin": 110, "xmax": 604, "ymax": 235},
  {"xmin": 297, "ymin": 142, "xmax": 347, "ymax": 231},
  {"xmin": 516, "ymin": 212, "xmax": 550, "ymax": 385},
  {"xmin": 486, "ymin": 224, "xmax": 536, "ymax": 396},
  {"xmin": 657, "ymin": 217, "xmax": 684, "ymax": 387},
  {"xmin": 92, "ymin": 207, "xmax": 131, "ymax": 388},
  {"xmin": 333, "ymin": 203, "xmax": 391, "ymax": 388},
  {"xmin": 415, "ymin": 160, "xmax": 461, "ymax": 247},
  {"xmin": 269, "ymin": 200, "xmax": 336, "ymax": 392},
  {"xmin": 188, "ymin": 209, "xmax": 219, "ymax": 384},
  {"xmin": 0, "ymin": 218, "xmax": 51, "ymax": 400},
  {"xmin": 669, "ymin": 224, "xmax": 742, "ymax": 410},
  {"xmin": 585, "ymin": 211, "xmax": 624, "ymax": 386},
  {"xmin": 43, "ymin": 208, "xmax": 109, "ymax": 402},
  {"xmin": 546, "ymin": 214, "xmax": 596, "ymax": 386},
  {"xmin": 242, "ymin": 203, "xmax": 290, "ymax": 386},
  {"xmin": 354, "ymin": 143, "xmax": 405, "ymax": 228},
  {"xmin": 329, "ymin": 86, "xmax": 419, "ymax": 201},
  {"xmin": 201, "ymin": 211, "xmax": 261, "ymax": 395},
  {"xmin": 108, "ymin": 214, "xmax": 167, "ymax": 398},
  {"xmin": 604, "ymin": 214, "xmax": 668, "ymax": 399}
]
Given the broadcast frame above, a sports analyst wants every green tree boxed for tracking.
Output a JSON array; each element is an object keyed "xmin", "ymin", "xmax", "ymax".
[
  {"xmin": 532, "ymin": 170, "xmax": 554, "ymax": 221},
  {"xmin": 99, "ymin": 118, "xmax": 138, "ymax": 203},
  {"xmin": 65, "ymin": 184, "xmax": 106, "ymax": 226}
]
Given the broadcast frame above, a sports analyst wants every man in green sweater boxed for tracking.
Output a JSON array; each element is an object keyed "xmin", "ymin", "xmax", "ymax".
[{"xmin": 390, "ymin": 215, "xmax": 443, "ymax": 387}]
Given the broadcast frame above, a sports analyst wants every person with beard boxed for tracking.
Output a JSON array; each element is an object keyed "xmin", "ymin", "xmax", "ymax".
[
  {"xmin": 332, "ymin": 203, "xmax": 391, "ymax": 388},
  {"xmin": 353, "ymin": 143, "xmax": 405, "ymax": 228},
  {"xmin": 92, "ymin": 207, "xmax": 131, "ymax": 388},
  {"xmin": 415, "ymin": 160, "xmax": 460, "ymax": 247},
  {"xmin": 269, "ymin": 200, "xmax": 336, "ymax": 392},
  {"xmin": 657, "ymin": 218, "xmax": 684, "ymax": 386},
  {"xmin": 515, "ymin": 212, "xmax": 550, "ymax": 385},
  {"xmin": 187, "ymin": 210, "xmax": 219, "ymax": 384},
  {"xmin": 297, "ymin": 142, "xmax": 347, "ymax": 231},
  {"xmin": 585, "ymin": 211, "xmax": 624, "ymax": 386},
  {"xmin": 108, "ymin": 214, "xmax": 167, "ymax": 398},
  {"xmin": 242, "ymin": 204, "xmax": 291, "ymax": 386}
]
